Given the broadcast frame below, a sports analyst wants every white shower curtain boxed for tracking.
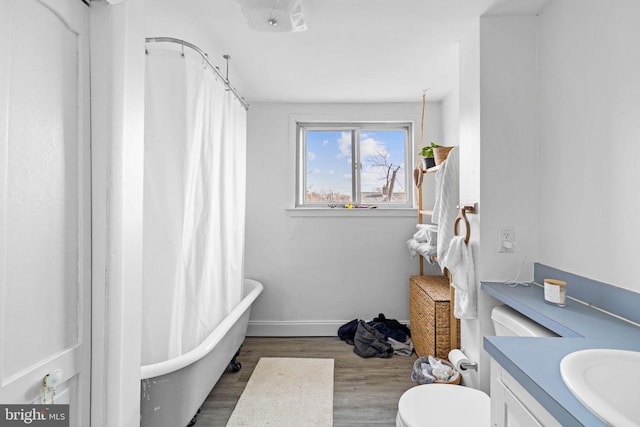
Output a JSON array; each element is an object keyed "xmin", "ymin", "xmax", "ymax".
[{"xmin": 142, "ymin": 45, "xmax": 247, "ymax": 365}]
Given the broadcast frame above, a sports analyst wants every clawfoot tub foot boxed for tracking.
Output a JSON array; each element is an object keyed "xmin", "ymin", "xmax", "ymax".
[
  {"xmin": 229, "ymin": 346, "xmax": 242, "ymax": 372},
  {"xmin": 186, "ymin": 407, "xmax": 201, "ymax": 427}
]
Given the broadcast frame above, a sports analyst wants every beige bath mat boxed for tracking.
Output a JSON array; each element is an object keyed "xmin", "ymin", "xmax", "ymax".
[{"xmin": 226, "ymin": 357, "xmax": 334, "ymax": 427}]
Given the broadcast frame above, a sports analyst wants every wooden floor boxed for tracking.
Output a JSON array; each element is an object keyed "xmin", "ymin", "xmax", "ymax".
[{"xmin": 195, "ymin": 337, "xmax": 418, "ymax": 427}]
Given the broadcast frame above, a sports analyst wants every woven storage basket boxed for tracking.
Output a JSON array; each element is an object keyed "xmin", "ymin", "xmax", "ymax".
[
  {"xmin": 409, "ymin": 275, "xmax": 458, "ymax": 360},
  {"xmin": 433, "ymin": 146, "xmax": 454, "ymax": 165}
]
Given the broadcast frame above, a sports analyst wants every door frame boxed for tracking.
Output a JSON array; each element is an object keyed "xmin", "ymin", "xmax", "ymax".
[{"xmin": 89, "ymin": 1, "xmax": 145, "ymax": 426}]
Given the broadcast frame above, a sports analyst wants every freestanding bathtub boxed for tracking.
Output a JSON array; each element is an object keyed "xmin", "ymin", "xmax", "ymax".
[{"xmin": 140, "ymin": 278, "xmax": 263, "ymax": 427}]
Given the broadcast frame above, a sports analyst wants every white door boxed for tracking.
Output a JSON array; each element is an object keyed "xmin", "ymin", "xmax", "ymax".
[{"xmin": 0, "ymin": 0, "xmax": 91, "ymax": 425}]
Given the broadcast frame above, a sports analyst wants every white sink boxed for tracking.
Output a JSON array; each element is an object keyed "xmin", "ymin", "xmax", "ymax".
[{"xmin": 560, "ymin": 349, "xmax": 640, "ymax": 427}]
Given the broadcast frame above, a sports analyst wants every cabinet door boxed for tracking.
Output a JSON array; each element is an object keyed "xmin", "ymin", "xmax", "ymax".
[
  {"xmin": 490, "ymin": 359, "xmax": 562, "ymax": 427},
  {"xmin": 492, "ymin": 377, "xmax": 543, "ymax": 427}
]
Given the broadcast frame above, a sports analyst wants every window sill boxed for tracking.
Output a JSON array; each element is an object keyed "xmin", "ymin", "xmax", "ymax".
[{"xmin": 286, "ymin": 208, "xmax": 418, "ymax": 217}]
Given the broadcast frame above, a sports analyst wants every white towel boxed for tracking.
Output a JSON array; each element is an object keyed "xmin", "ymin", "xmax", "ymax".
[
  {"xmin": 406, "ymin": 238, "xmax": 421, "ymax": 257},
  {"xmin": 432, "ymin": 147, "xmax": 460, "ymax": 270},
  {"xmin": 406, "ymin": 238, "xmax": 437, "ymax": 263},
  {"xmin": 442, "ymin": 236, "xmax": 476, "ymax": 319},
  {"xmin": 413, "ymin": 223, "xmax": 438, "ymax": 244}
]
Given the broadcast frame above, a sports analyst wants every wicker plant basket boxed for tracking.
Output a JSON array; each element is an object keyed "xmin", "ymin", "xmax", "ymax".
[{"xmin": 433, "ymin": 146, "xmax": 454, "ymax": 165}]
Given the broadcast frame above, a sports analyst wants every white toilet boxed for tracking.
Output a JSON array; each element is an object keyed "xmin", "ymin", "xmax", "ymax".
[
  {"xmin": 491, "ymin": 304, "xmax": 557, "ymax": 337},
  {"xmin": 396, "ymin": 304, "xmax": 556, "ymax": 427}
]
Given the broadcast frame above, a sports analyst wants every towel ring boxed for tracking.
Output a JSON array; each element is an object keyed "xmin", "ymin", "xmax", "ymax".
[
  {"xmin": 454, "ymin": 209, "xmax": 470, "ymax": 245},
  {"xmin": 454, "ymin": 204, "xmax": 476, "ymax": 245}
]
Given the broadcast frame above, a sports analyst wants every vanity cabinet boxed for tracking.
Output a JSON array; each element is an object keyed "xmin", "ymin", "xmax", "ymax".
[{"xmin": 490, "ymin": 359, "xmax": 562, "ymax": 427}]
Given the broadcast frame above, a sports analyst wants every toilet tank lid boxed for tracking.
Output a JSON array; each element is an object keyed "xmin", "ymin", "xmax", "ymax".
[{"xmin": 491, "ymin": 305, "xmax": 558, "ymax": 337}]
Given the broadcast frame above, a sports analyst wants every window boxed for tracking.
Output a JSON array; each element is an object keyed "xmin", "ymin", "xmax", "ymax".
[{"xmin": 297, "ymin": 122, "xmax": 413, "ymax": 208}]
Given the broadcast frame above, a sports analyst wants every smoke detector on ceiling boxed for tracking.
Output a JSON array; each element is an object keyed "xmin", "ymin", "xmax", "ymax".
[{"xmin": 237, "ymin": 0, "xmax": 308, "ymax": 32}]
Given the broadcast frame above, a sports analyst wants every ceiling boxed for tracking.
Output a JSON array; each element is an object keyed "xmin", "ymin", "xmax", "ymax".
[{"xmin": 146, "ymin": 0, "xmax": 550, "ymax": 104}]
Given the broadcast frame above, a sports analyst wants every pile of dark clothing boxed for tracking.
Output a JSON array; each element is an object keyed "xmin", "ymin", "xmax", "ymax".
[{"xmin": 338, "ymin": 313, "xmax": 414, "ymax": 358}]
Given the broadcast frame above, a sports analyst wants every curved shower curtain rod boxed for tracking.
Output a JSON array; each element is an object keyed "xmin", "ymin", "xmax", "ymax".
[{"xmin": 145, "ymin": 37, "xmax": 249, "ymax": 111}]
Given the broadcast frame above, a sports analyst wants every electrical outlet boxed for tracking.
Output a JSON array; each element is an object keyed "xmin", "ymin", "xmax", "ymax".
[{"xmin": 498, "ymin": 226, "xmax": 515, "ymax": 252}]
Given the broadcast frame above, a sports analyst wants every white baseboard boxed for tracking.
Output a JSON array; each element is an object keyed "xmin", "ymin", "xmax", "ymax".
[
  {"xmin": 247, "ymin": 320, "xmax": 343, "ymax": 336},
  {"xmin": 247, "ymin": 319, "xmax": 410, "ymax": 337}
]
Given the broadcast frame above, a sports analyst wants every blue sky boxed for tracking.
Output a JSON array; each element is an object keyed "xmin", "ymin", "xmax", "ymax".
[{"xmin": 305, "ymin": 129, "xmax": 406, "ymax": 197}]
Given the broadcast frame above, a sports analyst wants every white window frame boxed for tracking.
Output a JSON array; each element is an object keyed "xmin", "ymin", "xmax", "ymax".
[{"xmin": 296, "ymin": 121, "xmax": 414, "ymax": 209}]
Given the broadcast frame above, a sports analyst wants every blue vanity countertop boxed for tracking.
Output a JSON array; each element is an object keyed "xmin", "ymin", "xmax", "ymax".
[{"xmin": 482, "ymin": 280, "xmax": 640, "ymax": 427}]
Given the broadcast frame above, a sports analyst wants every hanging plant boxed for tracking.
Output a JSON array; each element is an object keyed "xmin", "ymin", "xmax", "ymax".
[
  {"xmin": 420, "ymin": 142, "xmax": 440, "ymax": 158},
  {"xmin": 420, "ymin": 142, "xmax": 440, "ymax": 169}
]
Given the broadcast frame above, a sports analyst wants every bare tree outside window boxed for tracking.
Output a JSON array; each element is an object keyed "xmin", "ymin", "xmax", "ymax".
[{"xmin": 365, "ymin": 151, "xmax": 403, "ymax": 203}]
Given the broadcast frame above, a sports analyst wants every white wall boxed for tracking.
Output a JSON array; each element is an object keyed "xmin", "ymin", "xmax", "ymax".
[
  {"xmin": 458, "ymin": 18, "xmax": 483, "ymax": 390},
  {"xmin": 479, "ymin": 16, "xmax": 539, "ymax": 284},
  {"xmin": 537, "ymin": 0, "xmax": 640, "ymax": 293},
  {"xmin": 458, "ymin": 15, "xmax": 539, "ymax": 392},
  {"xmin": 442, "ymin": 87, "xmax": 460, "ymax": 149},
  {"xmin": 480, "ymin": 14, "xmax": 540, "ymax": 393},
  {"xmin": 244, "ymin": 102, "xmax": 443, "ymax": 335},
  {"xmin": 459, "ymin": 1, "xmax": 640, "ymax": 393}
]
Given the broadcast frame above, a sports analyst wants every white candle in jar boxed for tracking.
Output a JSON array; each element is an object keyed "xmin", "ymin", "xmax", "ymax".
[{"xmin": 544, "ymin": 279, "xmax": 567, "ymax": 307}]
